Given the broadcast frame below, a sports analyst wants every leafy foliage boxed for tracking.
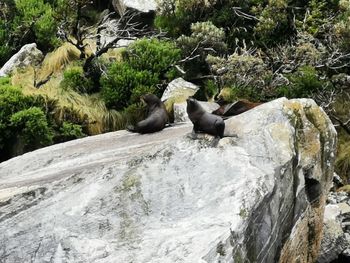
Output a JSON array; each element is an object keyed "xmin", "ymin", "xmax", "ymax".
[
  {"xmin": 101, "ymin": 38, "xmax": 181, "ymax": 110},
  {"xmin": 61, "ymin": 66, "xmax": 94, "ymax": 93},
  {"xmin": 124, "ymin": 38, "xmax": 181, "ymax": 74},
  {"xmin": 56, "ymin": 121, "xmax": 86, "ymax": 142},
  {"xmin": 12, "ymin": 0, "xmax": 58, "ymax": 50},
  {"xmin": 0, "ymin": 83, "xmax": 44, "ymax": 160},
  {"xmin": 10, "ymin": 107, "xmax": 53, "ymax": 147},
  {"xmin": 100, "ymin": 63, "xmax": 158, "ymax": 110},
  {"xmin": 177, "ymin": 21, "xmax": 227, "ymax": 77},
  {"xmin": 277, "ymin": 66, "xmax": 332, "ymax": 98}
]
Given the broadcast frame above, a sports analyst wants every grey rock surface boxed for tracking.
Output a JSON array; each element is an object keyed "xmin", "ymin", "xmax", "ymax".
[
  {"xmin": 161, "ymin": 77, "xmax": 199, "ymax": 102},
  {"xmin": 317, "ymin": 204, "xmax": 348, "ymax": 263},
  {"xmin": 0, "ymin": 98, "xmax": 337, "ymax": 263},
  {"xmin": 112, "ymin": 0, "xmax": 157, "ymax": 15},
  {"xmin": 0, "ymin": 43, "xmax": 43, "ymax": 77}
]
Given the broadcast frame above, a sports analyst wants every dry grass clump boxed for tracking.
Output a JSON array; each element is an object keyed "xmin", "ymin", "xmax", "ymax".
[
  {"xmin": 41, "ymin": 42, "xmax": 81, "ymax": 75},
  {"xmin": 11, "ymin": 67, "xmax": 129, "ymax": 134},
  {"xmin": 9, "ymin": 40, "xmax": 144, "ymax": 135}
]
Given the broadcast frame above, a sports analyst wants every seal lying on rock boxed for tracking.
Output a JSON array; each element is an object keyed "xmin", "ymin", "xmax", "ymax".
[
  {"xmin": 127, "ymin": 94, "xmax": 169, "ymax": 134},
  {"xmin": 186, "ymin": 97, "xmax": 225, "ymax": 138},
  {"xmin": 212, "ymin": 99, "xmax": 262, "ymax": 117}
]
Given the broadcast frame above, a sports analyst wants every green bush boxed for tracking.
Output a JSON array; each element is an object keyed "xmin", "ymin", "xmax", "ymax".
[
  {"xmin": 154, "ymin": 0, "xmax": 205, "ymax": 37},
  {"xmin": 55, "ymin": 121, "xmax": 86, "ymax": 142},
  {"xmin": 277, "ymin": 66, "xmax": 332, "ymax": 98},
  {"xmin": 0, "ymin": 83, "xmax": 52, "ymax": 161},
  {"xmin": 0, "ymin": 4, "xmax": 15, "ymax": 65},
  {"xmin": 61, "ymin": 66, "xmax": 94, "ymax": 93},
  {"xmin": 101, "ymin": 39, "xmax": 181, "ymax": 110},
  {"xmin": 0, "ymin": 85, "xmax": 36, "ymax": 132},
  {"xmin": 12, "ymin": 0, "xmax": 58, "ymax": 51},
  {"xmin": 177, "ymin": 21, "xmax": 227, "ymax": 77},
  {"xmin": 0, "ymin": 83, "xmax": 87, "ymax": 161},
  {"xmin": 124, "ymin": 38, "xmax": 181, "ymax": 77},
  {"xmin": 130, "ymin": 85, "xmax": 158, "ymax": 104},
  {"xmin": 206, "ymin": 52, "xmax": 272, "ymax": 100},
  {"xmin": 100, "ymin": 63, "xmax": 158, "ymax": 110},
  {"xmin": 123, "ymin": 103, "xmax": 148, "ymax": 127},
  {"xmin": 10, "ymin": 107, "xmax": 53, "ymax": 148}
]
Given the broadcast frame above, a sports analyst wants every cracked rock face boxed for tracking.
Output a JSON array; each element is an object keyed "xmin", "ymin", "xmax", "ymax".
[
  {"xmin": 0, "ymin": 98, "xmax": 337, "ymax": 262},
  {"xmin": 0, "ymin": 43, "xmax": 43, "ymax": 77}
]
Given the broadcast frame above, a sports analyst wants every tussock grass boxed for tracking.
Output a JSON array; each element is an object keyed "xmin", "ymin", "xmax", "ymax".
[
  {"xmin": 41, "ymin": 42, "xmax": 81, "ymax": 75},
  {"xmin": 11, "ymin": 67, "xmax": 130, "ymax": 134},
  {"xmin": 9, "ymin": 41, "xmax": 142, "ymax": 135},
  {"xmin": 217, "ymin": 87, "xmax": 236, "ymax": 102}
]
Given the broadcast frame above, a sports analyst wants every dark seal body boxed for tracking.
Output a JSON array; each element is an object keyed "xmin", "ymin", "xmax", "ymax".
[
  {"xmin": 128, "ymin": 94, "xmax": 168, "ymax": 134},
  {"xmin": 186, "ymin": 98, "xmax": 225, "ymax": 138}
]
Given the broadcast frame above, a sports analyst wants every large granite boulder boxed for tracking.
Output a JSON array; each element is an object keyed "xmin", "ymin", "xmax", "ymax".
[
  {"xmin": 161, "ymin": 77, "xmax": 199, "ymax": 102},
  {"xmin": 0, "ymin": 43, "xmax": 43, "ymax": 77},
  {"xmin": 0, "ymin": 98, "xmax": 337, "ymax": 262},
  {"xmin": 112, "ymin": 0, "xmax": 157, "ymax": 15}
]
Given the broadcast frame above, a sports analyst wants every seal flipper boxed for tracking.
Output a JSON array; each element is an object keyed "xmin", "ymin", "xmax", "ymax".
[
  {"xmin": 126, "ymin": 125, "xmax": 137, "ymax": 133},
  {"xmin": 215, "ymin": 120, "xmax": 225, "ymax": 138},
  {"xmin": 210, "ymin": 136, "xmax": 220, "ymax": 147}
]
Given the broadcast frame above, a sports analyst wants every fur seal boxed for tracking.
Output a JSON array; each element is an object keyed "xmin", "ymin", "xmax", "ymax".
[
  {"xmin": 212, "ymin": 99, "xmax": 262, "ymax": 117},
  {"xmin": 127, "ymin": 94, "xmax": 168, "ymax": 134},
  {"xmin": 186, "ymin": 97, "xmax": 225, "ymax": 138}
]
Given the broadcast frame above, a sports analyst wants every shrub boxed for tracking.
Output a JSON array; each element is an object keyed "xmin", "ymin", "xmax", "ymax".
[
  {"xmin": 0, "ymin": 83, "xmax": 52, "ymax": 160},
  {"xmin": 334, "ymin": 1, "xmax": 350, "ymax": 52},
  {"xmin": 61, "ymin": 66, "xmax": 94, "ymax": 93},
  {"xmin": 124, "ymin": 38, "xmax": 181, "ymax": 77},
  {"xmin": 154, "ymin": 0, "xmax": 206, "ymax": 37},
  {"xmin": 123, "ymin": 103, "xmax": 148, "ymax": 127},
  {"xmin": 101, "ymin": 39, "xmax": 181, "ymax": 110},
  {"xmin": 207, "ymin": 52, "xmax": 271, "ymax": 93},
  {"xmin": 277, "ymin": 66, "xmax": 332, "ymax": 98},
  {"xmin": 253, "ymin": 0, "xmax": 290, "ymax": 46},
  {"xmin": 0, "ymin": 85, "xmax": 36, "ymax": 130},
  {"xmin": 130, "ymin": 85, "xmax": 158, "ymax": 104},
  {"xmin": 10, "ymin": 107, "xmax": 53, "ymax": 148},
  {"xmin": 100, "ymin": 63, "xmax": 158, "ymax": 110},
  {"xmin": 0, "ymin": 4, "xmax": 15, "ymax": 65},
  {"xmin": 55, "ymin": 121, "xmax": 86, "ymax": 143},
  {"xmin": 177, "ymin": 21, "xmax": 227, "ymax": 77},
  {"xmin": 12, "ymin": 0, "xmax": 58, "ymax": 51}
]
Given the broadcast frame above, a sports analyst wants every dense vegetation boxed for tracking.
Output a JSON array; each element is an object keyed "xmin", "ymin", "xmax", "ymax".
[{"xmin": 1, "ymin": 0, "xmax": 350, "ymax": 184}]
